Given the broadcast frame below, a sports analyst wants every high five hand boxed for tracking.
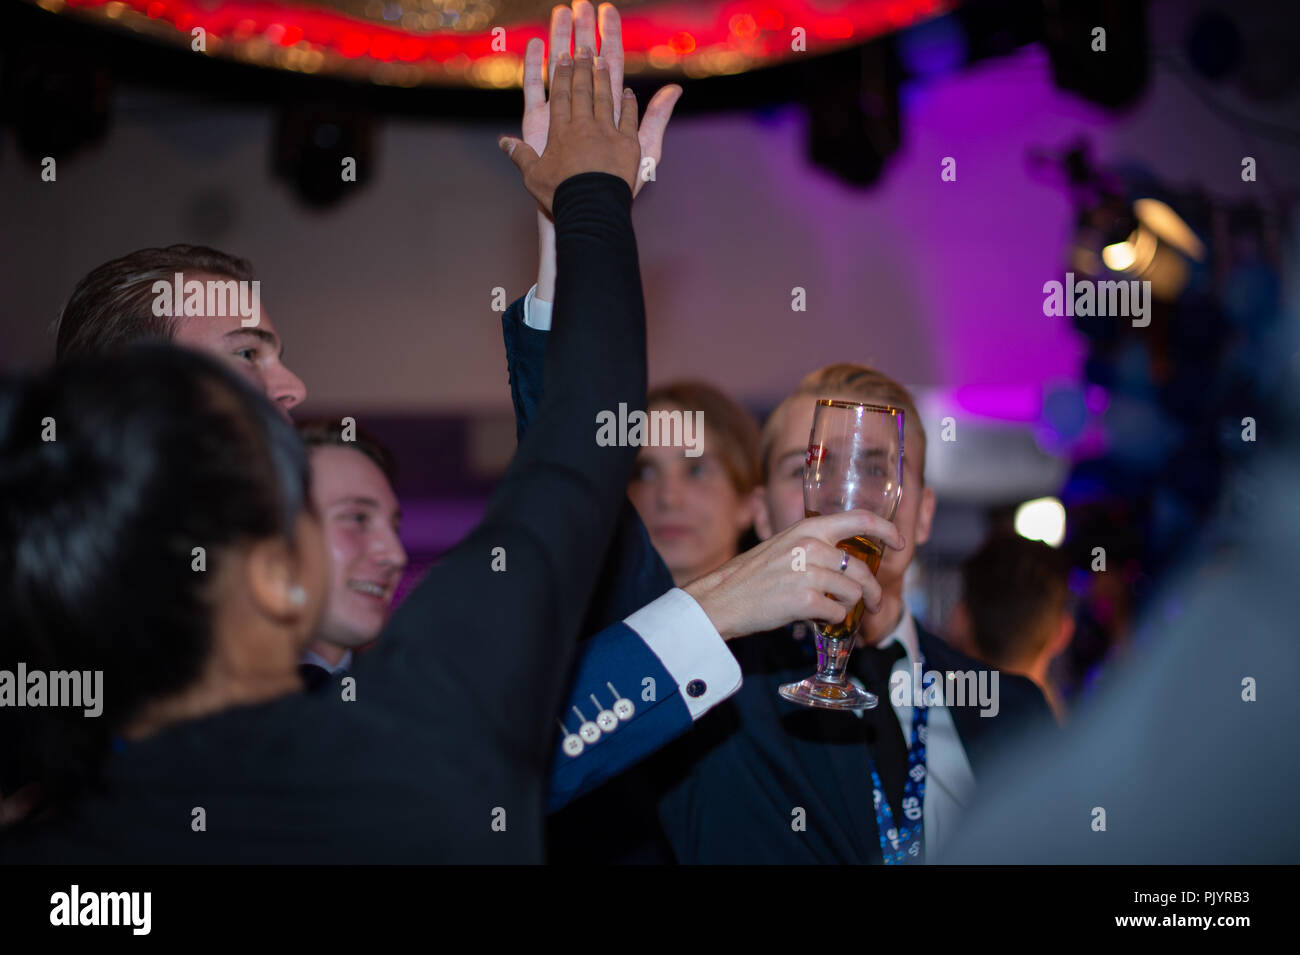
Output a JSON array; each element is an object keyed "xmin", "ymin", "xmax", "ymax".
[
  {"xmin": 523, "ymin": 2, "xmax": 681, "ymax": 201},
  {"xmin": 499, "ymin": 48, "xmax": 642, "ymax": 212}
]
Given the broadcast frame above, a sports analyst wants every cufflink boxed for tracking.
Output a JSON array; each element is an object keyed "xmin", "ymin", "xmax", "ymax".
[
  {"xmin": 607, "ymin": 681, "xmax": 634, "ymax": 721},
  {"xmin": 572, "ymin": 706, "xmax": 601, "ymax": 744},
  {"xmin": 686, "ymin": 679, "xmax": 707, "ymax": 698},
  {"xmin": 557, "ymin": 719, "xmax": 584, "ymax": 758},
  {"xmin": 591, "ymin": 694, "xmax": 618, "ymax": 733}
]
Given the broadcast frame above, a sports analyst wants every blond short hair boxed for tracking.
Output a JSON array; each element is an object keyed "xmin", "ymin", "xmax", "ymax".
[{"xmin": 761, "ymin": 363, "xmax": 927, "ymax": 484}]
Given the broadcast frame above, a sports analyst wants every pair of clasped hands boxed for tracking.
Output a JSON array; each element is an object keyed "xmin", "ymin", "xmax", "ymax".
[{"xmin": 495, "ymin": 3, "xmax": 904, "ymax": 642}]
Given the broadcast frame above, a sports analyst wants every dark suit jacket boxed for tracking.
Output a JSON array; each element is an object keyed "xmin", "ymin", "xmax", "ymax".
[
  {"xmin": 501, "ymin": 294, "xmax": 675, "ymax": 633},
  {"xmin": 0, "ymin": 173, "xmax": 646, "ymax": 864},
  {"xmin": 503, "ymin": 292, "xmax": 1055, "ymax": 862},
  {"xmin": 503, "ymin": 291, "xmax": 684, "ymax": 860},
  {"xmin": 651, "ymin": 620, "xmax": 1056, "ymax": 863}
]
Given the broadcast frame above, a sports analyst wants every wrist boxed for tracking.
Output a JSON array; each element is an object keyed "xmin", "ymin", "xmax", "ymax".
[
  {"xmin": 684, "ymin": 571, "xmax": 737, "ymax": 642},
  {"xmin": 535, "ymin": 208, "xmax": 556, "ymax": 302}
]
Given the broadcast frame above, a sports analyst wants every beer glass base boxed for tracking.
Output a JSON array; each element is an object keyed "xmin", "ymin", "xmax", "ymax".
[{"xmin": 778, "ymin": 678, "xmax": 878, "ymax": 710}]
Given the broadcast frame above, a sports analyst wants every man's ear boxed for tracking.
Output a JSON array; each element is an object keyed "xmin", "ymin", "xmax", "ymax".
[
  {"xmin": 753, "ymin": 486, "xmax": 774, "ymax": 541},
  {"xmin": 245, "ymin": 536, "xmax": 301, "ymax": 625},
  {"xmin": 1048, "ymin": 613, "xmax": 1076, "ymax": 659},
  {"xmin": 914, "ymin": 485, "xmax": 937, "ymax": 547}
]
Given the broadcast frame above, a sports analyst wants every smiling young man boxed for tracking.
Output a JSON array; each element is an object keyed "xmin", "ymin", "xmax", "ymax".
[{"xmin": 295, "ymin": 421, "xmax": 408, "ymax": 689}]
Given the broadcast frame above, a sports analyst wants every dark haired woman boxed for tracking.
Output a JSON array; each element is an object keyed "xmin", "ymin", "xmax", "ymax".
[{"xmin": 0, "ymin": 52, "xmax": 646, "ymax": 862}]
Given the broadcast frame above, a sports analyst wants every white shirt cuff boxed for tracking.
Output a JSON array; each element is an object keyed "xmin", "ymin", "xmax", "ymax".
[
  {"xmin": 522, "ymin": 284, "xmax": 553, "ymax": 331},
  {"xmin": 623, "ymin": 588, "xmax": 742, "ymax": 720}
]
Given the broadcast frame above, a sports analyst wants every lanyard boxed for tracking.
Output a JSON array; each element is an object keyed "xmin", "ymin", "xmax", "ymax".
[{"xmin": 869, "ymin": 654, "xmax": 929, "ymax": 864}]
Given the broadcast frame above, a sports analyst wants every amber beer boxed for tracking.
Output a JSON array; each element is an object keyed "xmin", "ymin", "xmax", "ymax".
[{"xmin": 807, "ymin": 510, "xmax": 884, "ymax": 640}]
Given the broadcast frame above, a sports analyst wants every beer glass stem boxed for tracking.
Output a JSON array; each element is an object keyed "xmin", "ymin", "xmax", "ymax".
[{"xmin": 814, "ymin": 633, "xmax": 855, "ymax": 686}]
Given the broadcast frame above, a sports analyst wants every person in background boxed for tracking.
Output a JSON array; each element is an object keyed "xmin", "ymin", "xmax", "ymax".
[
  {"xmin": 54, "ymin": 245, "xmax": 306, "ymax": 418},
  {"xmin": 295, "ymin": 421, "xmax": 408, "ymax": 691},
  {"xmin": 639, "ymin": 363, "xmax": 1056, "ymax": 863},
  {"xmin": 626, "ymin": 381, "xmax": 762, "ymax": 587},
  {"xmin": 950, "ymin": 534, "xmax": 1074, "ymax": 724}
]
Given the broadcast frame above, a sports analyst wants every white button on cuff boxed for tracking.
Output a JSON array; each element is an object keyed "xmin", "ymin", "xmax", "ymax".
[
  {"xmin": 608, "ymin": 682, "xmax": 635, "ymax": 721},
  {"xmin": 557, "ymin": 718, "xmax": 584, "ymax": 758},
  {"xmin": 591, "ymin": 693, "xmax": 618, "ymax": 733},
  {"xmin": 571, "ymin": 706, "xmax": 601, "ymax": 746}
]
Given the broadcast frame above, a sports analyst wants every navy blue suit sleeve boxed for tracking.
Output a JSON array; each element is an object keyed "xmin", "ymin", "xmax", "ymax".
[
  {"xmin": 501, "ymin": 292, "xmax": 692, "ymax": 814},
  {"xmin": 545, "ymin": 622, "xmax": 694, "ymax": 813},
  {"xmin": 501, "ymin": 296, "xmax": 548, "ymax": 444}
]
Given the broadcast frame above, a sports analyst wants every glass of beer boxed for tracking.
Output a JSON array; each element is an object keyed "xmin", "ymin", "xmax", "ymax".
[{"xmin": 778, "ymin": 399, "xmax": 904, "ymax": 709}]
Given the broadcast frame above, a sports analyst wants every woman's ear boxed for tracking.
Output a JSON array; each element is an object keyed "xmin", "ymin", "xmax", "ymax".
[
  {"xmin": 753, "ymin": 486, "xmax": 774, "ymax": 541},
  {"xmin": 245, "ymin": 536, "xmax": 303, "ymax": 625}
]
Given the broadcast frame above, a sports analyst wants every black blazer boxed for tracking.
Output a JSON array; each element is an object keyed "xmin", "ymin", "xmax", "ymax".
[
  {"xmin": 1, "ymin": 173, "xmax": 647, "ymax": 864},
  {"xmin": 652, "ymin": 619, "xmax": 1056, "ymax": 864}
]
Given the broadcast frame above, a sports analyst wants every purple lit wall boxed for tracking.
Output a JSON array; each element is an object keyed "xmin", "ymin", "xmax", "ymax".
[{"xmin": 5, "ymin": 21, "xmax": 1294, "ymax": 418}]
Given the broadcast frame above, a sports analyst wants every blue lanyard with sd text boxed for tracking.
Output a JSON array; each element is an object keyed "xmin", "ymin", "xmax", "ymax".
[{"xmin": 868, "ymin": 655, "xmax": 930, "ymax": 865}]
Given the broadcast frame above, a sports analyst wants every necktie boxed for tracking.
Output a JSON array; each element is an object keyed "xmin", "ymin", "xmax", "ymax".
[
  {"xmin": 852, "ymin": 640, "xmax": 908, "ymax": 826},
  {"xmin": 298, "ymin": 662, "xmax": 330, "ymax": 692}
]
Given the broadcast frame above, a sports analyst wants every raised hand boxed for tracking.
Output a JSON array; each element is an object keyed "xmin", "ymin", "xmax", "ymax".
[
  {"xmin": 523, "ymin": 3, "xmax": 681, "ymax": 200},
  {"xmin": 499, "ymin": 49, "xmax": 641, "ymax": 212},
  {"xmin": 521, "ymin": 3, "xmax": 682, "ymax": 303},
  {"xmin": 683, "ymin": 511, "xmax": 905, "ymax": 642}
]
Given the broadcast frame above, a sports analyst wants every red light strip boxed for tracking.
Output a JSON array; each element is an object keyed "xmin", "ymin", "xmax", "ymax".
[{"xmin": 43, "ymin": 0, "xmax": 952, "ymax": 81}]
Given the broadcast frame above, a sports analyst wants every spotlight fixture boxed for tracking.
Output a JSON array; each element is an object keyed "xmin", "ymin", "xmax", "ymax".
[
  {"xmin": 802, "ymin": 39, "xmax": 900, "ymax": 188},
  {"xmin": 2, "ymin": 37, "xmax": 112, "ymax": 163},
  {"xmin": 272, "ymin": 105, "xmax": 375, "ymax": 208},
  {"xmin": 1041, "ymin": 0, "xmax": 1149, "ymax": 109},
  {"xmin": 1051, "ymin": 142, "xmax": 1205, "ymax": 303}
]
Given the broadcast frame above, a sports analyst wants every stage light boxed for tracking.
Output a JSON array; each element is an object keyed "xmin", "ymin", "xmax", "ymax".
[
  {"xmin": 1042, "ymin": 0, "xmax": 1149, "ymax": 108},
  {"xmin": 1101, "ymin": 235, "xmax": 1137, "ymax": 272},
  {"xmin": 1103, "ymin": 200, "xmax": 1204, "ymax": 301},
  {"xmin": 1133, "ymin": 199, "xmax": 1205, "ymax": 261},
  {"xmin": 803, "ymin": 39, "xmax": 900, "ymax": 188},
  {"xmin": 273, "ymin": 105, "xmax": 375, "ymax": 208},
  {"xmin": 1056, "ymin": 145, "xmax": 1206, "ymax": 303},
  {"xmin": 3, "ymin": 36, "xmax": 113, "ymax": 163},
  {"xmin": 1100, "ymin": 222, "xmax": 1155, "ymax": 275},
  {"xmin": 1015, "ymin": 497, "xmax": 1066, "ymax": 547},
  {"xmin": 31, "ymin": 0, "xmax": 953, "ymax": 87}
]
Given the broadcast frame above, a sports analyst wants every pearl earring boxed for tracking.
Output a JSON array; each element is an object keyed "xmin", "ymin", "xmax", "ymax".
[{"xmin": 288, "ymin": 585, "xmax": 306, "ymax": 607}]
